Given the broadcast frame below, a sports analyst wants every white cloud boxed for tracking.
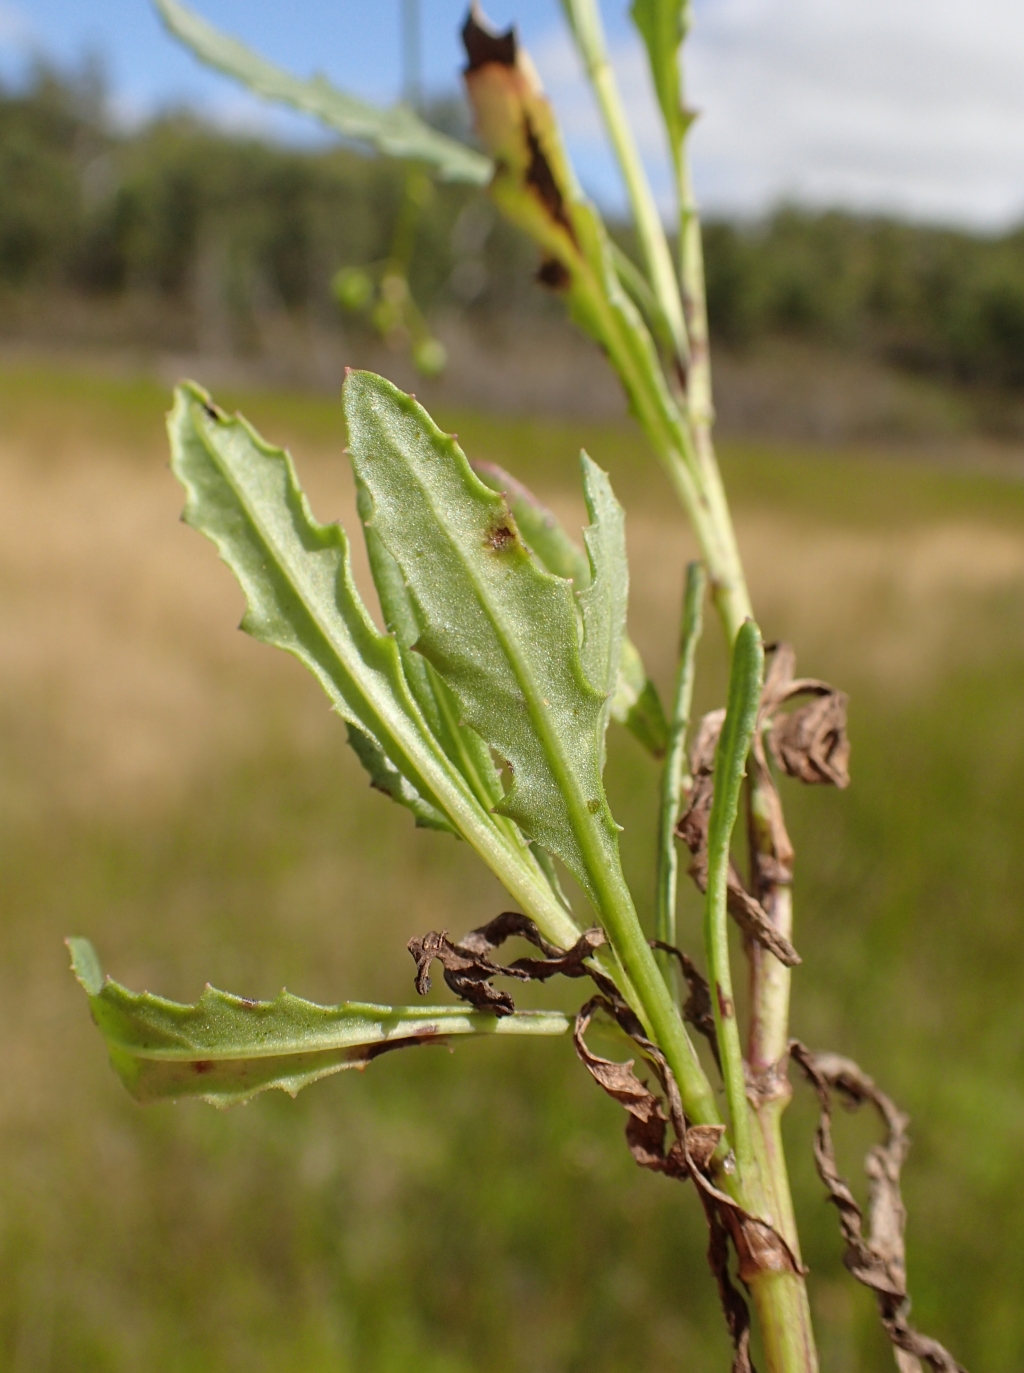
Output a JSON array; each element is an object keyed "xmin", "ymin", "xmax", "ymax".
[{"xmin": 533, "ymin": 0, "xmax": 1024, "ymax": 229}]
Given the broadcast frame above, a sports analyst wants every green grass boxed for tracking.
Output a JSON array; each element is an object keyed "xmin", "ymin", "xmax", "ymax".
[{"xmin": 0, "ymin": 362, "xmax": 1021, "ymax": 1370}]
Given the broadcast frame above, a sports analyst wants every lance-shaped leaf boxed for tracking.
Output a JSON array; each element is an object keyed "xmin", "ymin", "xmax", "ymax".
[
  {"xmin": 473, "ymin": 461, "xmax": 668, "ymax": 756},
  {"xmin": 68, "ymin": 939, "xmax": 568, "ymax": 1108},
  {"xmin": 155, "ymin": 0, "xmax": 491, "ymax": 186},
  {"xmin": 344, "ymin": 371, "xmax": 624, "ymax": 906},
  {"xmin": 630, "ymin": 0, "xmax": 692, "ymax": 168},
  {"xmin": 167, "ymin": 382, "xmax": 582, "ymax": 951},
  {"xmin": 577, "ymin": 456, "xmax": 629, "ymax": 750}
]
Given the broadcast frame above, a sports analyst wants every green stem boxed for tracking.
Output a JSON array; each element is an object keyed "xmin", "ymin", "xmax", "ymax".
[
  {"xmin": 749, "ymin": 1272, "xmax": 819, "ymax": 1373},
  {"xmin": 560, "ymin": 0, "xmax": 689, "ymax": 364},
  {"xmin": 655, "ymin": 560, "xmax": 706, "ymax": 991},
  {"xmin": 674, "ymin": 121, "xmax": 713, "ymax": 432},
  {"xmin": 702, "ymin": 621, "xmax": 763, "ymax": 1187},
  {"xmin": 586, "ymin": 839, "xmax": 721, "ymax": 1130}
]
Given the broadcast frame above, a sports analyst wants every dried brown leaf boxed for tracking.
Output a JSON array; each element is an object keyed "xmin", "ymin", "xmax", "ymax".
[
  {"xmin": 761, "ymin": 643, "xmax": 850, "ymax": 789},
  {"xmin": 408, "ymin": 928, "xmax": 524, "ymax": 1015},
  {"xmin": 573, "ymin": 997, "xmax": 681, "ymax": 1177},
  {"xmin": 790, "ymin": 1042, "xmax": 967, "ymax": 1373},
  {"xmin": 704, "ymin": 1194, "xmax": 755, "ymax": 1373},
  {"xmin": 409, "ymin": 912, "xmax": 606, "ymax": 1017},
  {"xmin": 650, "ymin": 940, "xmax": 721, "ymax": 1071},
  {"xmin": 770, "ymin": 692, "xmax": 850, "ymax": 788}
]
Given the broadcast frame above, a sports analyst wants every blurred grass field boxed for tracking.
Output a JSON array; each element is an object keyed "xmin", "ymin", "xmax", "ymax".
[{"xmin": 0, "ymin": 362, "xmax": 1022, "ymax": 1372}]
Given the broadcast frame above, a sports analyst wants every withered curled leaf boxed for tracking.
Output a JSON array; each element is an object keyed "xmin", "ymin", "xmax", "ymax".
[
  {"xmin": 790, "ymin": 1042, "xmax": 967, "ymax": 1373},
  {"xmin": 650, "ymin": 940, "xmax": 721, "ymax": 1071},
  {"xmin": 573, "ymin": 995, "xmax": 685, "ymax": 1178},
  {"xmin": 408, "ymin": 928, "xmax": 526, "ymax": 1015},
  {"xmin": 409, "ymin": 911, "xmax": 606, "ymax": 1017},
  {"xmin": 761, "ymin": 643, "xmax": 850, "ymax": 789}
]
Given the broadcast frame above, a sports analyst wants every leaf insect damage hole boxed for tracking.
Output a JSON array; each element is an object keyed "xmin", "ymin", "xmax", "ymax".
[{"xmin": 484, "ymin": 521, "xmax": 517, "ymax": 552}]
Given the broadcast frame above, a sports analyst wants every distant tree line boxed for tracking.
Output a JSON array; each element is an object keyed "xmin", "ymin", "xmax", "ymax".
[{"xmin": 3, "ymin": 64, "xmax": 1024, "ymax": 388}]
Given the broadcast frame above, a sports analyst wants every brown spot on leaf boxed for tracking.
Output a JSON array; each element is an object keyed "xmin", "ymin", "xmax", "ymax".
[
  {"xmin": 790, "ymin": 1041, "xmax": 967, "ymax": 1373},
  {"xmin": 523, "ymin": 119, "xmax": 573, "ymax": 235},
  {"xmin": 484, "ymin": 522, "xmax": 516, "ymax": 552},
  {"xmin": 716, "ymin": 985, "xmax": 734, "ymax": 1020},
  {"xmin": 192, "ymin": 1060, "xmax": 213, "ymax": 1075}
]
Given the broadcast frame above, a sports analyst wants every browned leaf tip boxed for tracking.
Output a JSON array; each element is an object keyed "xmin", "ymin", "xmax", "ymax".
[
  {"xmin": 461, "ymin": 6, "xmax": 517, "ymax": 71},
  {"xmin": 409, "ymin": 912, "xmax": 606, "ymax": 1017},
  {"xmin": 790, "ymin": 1041, "xmax": 967, "ymax": 1373},
  {"xmin": 762, "ymin": 643, "xmax": 850, "ymax": 789},
  {"xmin": 461, "ymin": 4, "xmax": 578, "ymax": 287},
  {"xmin": 676, "ymin": 710, "xmax": 800, "ymax": 967}
]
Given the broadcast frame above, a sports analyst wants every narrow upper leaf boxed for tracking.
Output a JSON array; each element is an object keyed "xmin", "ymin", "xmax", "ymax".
[
  {"xmin": 344, "ymin": 372, "xmax": 621, "ymax": 904},
  {"xmin": 68, "ymin": 939, "xmax": 568, "ymax": 1108},
  {"xmin": 630, "ymin": 0, "xmax": 691, "ymax": 164},
  {"xmin": 167, "ymin": 381, "xmax": 582, "ymax": 951},
  {"xmin": 155, "ymin": 0, "xmax": 492, "ymax": 185},
  {"xmin": 577, "ymin": 454, "xmax": 629, "ymax": 732}
]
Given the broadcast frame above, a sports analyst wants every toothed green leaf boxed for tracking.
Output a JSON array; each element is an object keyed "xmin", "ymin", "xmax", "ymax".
[
  {"xmin": 611, "ymin": 640, "xmax": 669, "ymax": 757},
  {"xmin": 356, "ymin": 479, "xmax": 504, "ymax": 817},
  {"xmin": 68, "ymin": 939, "xmax": 568, "ymax": 1108},
  {"xmin": 155, "ymin": 0, "xmax": 492, "ymax": 185},
  {"xmin": 474, "ymin": 461, "xmax": 668, "ymax": 757},
  {"xmin": 344, "ymin": 372, "xmax": 624, "ymax": 905},
  {"xmin": 343, "ymin": 722, "xmax": 454, "ymax": 833},
  {"xmin": 167, "ymin": 381, "xmax": 582, "ymax": 951}
]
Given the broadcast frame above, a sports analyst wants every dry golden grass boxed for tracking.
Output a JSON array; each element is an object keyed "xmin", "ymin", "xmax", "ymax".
[{"xmin": 1, "ymin": 365, "xmax": 1022, "ymax": 1371}]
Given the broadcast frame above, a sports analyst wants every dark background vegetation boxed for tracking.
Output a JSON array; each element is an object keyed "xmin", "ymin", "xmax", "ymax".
[
  {"xmin": 1, "ymin": 56, "xmax": 1023, "ymax": 1373},
  {"xmin": 5, "ymin": 64, "xmax": 1024, "ymax": 432}
]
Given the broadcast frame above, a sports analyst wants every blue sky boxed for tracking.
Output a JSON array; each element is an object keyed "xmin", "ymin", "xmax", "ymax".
[{"xmin": 4, "ymin": 0, "xmax": 1024, "ymax": 228}]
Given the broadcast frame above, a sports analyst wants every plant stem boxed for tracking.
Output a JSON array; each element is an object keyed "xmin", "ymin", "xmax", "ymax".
[
  {"xmin": 655, "ymin": 560, "xmax": 705, "ymax": 992},
  {"xmin": 561, "ymin": 0, "xmax": 689, "ymax": 365},
  {"xmin": 587, "ymin": 840, "xmax": 722, "ymax": 1131},
  {"xmin": 749, "ymin": 1272, "xmax": 819, "ymax": 1373},
  {"xmin": 702, "ymin": 622, "xmax": 763, "ymax": 1186}
]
